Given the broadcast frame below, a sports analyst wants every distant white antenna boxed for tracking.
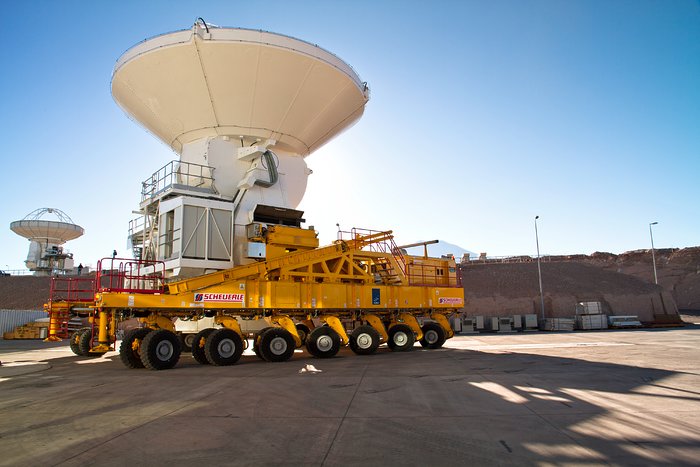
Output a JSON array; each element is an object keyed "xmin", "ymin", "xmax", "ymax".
[{"xmin": 10, "ymin": 208, "xmax": 84, "ymax": 275}]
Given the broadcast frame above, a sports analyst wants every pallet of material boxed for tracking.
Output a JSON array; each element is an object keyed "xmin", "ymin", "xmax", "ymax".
[
  {"xmin": 576, "ymin": 314, "xmax": 609, "ymax": 330},
  {"xmin": 608, "ymin": 315, "xmax": 642, "ymax": 328},
  {"xmin": 541, "ymin": 318, "xmax": 575, "ymax": 331}
]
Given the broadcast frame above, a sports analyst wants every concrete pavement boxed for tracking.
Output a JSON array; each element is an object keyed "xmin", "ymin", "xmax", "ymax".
[{"xmin": 0, "ymin": 327, "xmax": 699, "ymax": 466}]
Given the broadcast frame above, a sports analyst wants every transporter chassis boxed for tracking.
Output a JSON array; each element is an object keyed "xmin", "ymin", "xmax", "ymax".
[{"xmin": 51, "ymin": 228, "xmax": 464, "ymax": 370}]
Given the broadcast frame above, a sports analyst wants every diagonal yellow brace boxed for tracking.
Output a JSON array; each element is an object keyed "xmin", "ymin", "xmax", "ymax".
[
  {"xmin": 140, "ymin": 314, "xmax": 175, "ymax": 332},
  {"xmin": 431, "ymin": 312, "xmax": 454, "ymax": 339},
  {"xmin": 363, "ymin": 313, "xmax": 388, "ymax": 342},
  {"xmin": 398, "ymin": 313, "xmax": 423, "ymax": 341},
  {"xmin": 214, "ymin": 315, "xmax": 244, "ymax": 338},
  {"xmin": 271, "ymin": 315, "xmax": 302, "ymax": 348},
  {"xmin": 320, "ymin": 315, "xmax": 349, "ymax": 345}
]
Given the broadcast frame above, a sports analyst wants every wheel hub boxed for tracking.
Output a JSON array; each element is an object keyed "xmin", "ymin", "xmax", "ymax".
[
  {"xmin": 316, "ymin": 335, "xmax": 333, "ymax": 352},
  {"xmin": 269, "ymin": 336, "xmax": 288, "ymax": 356},
  {"xmin": 218, "ymin": 338, "xmax": 236, "ymax": 358},
  {"xmin": 425, "ymin": 330, "xmax": 438, "ymax": 344},
  {"xmin": 393, "ymin": 332, "xmax": 408, "ymax": 346},
  {"xmin": 356, "ymin": 333, "xmax": 373, "ymax": 349},
  {"xmin": 155, "ymin": 340, "xmax": 174, "ymax": 361}
]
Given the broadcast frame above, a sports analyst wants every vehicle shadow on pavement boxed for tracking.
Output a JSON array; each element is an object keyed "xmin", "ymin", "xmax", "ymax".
[{"xmin": 0, "ymin": 338, "xmax": 699, "ymax": 466}]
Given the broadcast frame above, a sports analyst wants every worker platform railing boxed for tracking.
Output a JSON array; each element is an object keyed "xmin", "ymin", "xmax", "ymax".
[
  {"xmin": 96, "ymin": 257, "xmax": 166, "ymax": 294},
  {"xmin": 141, "ymin": 160, "xmax": 216, "ymax": 202},
  {"xmin": 48, "ymin": 276, "xmax": 96, "ymax": 303}
]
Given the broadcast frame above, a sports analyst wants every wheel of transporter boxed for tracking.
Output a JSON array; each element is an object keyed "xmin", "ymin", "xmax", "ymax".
[
  {"xmin": 295, "ymin": 323, "xmax": 311, "ymax": 344},
  {"xmin": 253, "ymin": 327, "xmax": 273, "ymax": 360},
  {"xmin": 306, "ymin": 326, "xmax": 341, "ymax": 359},
  {"xmin": 180, "ymin": 333, "xmax": 195, "ymax": 352},
  {"xmin": 349, "ymin": 325, "xmax": 380, "ymax": 355},
  {"xmin": 69, "ymin": 328, "xmax": 85, "ymax": 355},
  {"xmin": 77, "ymin": 327, "xmax": 104, "ymax": 357},
  {"xmin": 258, "ymin": 328, "xmax": 296, "ymax": 362},
  {"xmin": 387, "ymin": 324, "xmax": 415, "ymax": 352},
  {"xmin": 204, "ymin": 328, "xmax": 244, "ymax": 366},
  {"xmin": 419, "ymin": 322, "xmax": 446, "ymax": 349},
  {"xmin": 119, "ymin": 328, "xmax": 152, "ymax": 368},
  {"xmin": 139, "ymin": 329, "xmax": 182, "ymax": 370},
  {"xmin": 191, "ymin": 328, "xmax": 216, "ymax": 365}
]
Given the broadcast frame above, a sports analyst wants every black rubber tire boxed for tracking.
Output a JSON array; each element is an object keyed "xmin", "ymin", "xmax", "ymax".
[
  {"xmin": 258, "ymin": 328, "xmax": 296, "ymax": 362},
  {"xmin": 306, "ymin": 326, "xmax": 341, "ymax": 359},
  {"xmin": 387, "ymin": 324, "xmax": 415, "ymax": 352},
  {"xmin": 420, "ymin": 322, "xmax": 447, "ymax": 349},
  {"xmin": 119, "ymin": 328, "xmax": 151, "ymax": 368},
  {"xmin": 253, "ymin": 327, "xmax": 273, "ymax": 360},
  {"xmin": 295, "ymin": 323, "xmax": 310, "ymax": 345},
  {"xmin": 139, "ymin": 329, "xmax": 181, "ymax": 370},
  {"xmin": 179, "ymin": 333, "xmax": 195, "ymax": 352},
  {"xmin": 349, "ymin": 325, "xmax": 380, "ymax": 355},
  {"xmin": 77, "ymin": 328, "xmax": 103, "ymax": 357},
  {"xmin": 204, "ymin": 328, "xmax": 244, "ymax": 366},
  {"xmin": 191, "ymin": 328, "xmax": 215, "ymax": 365},
  {"xmin": 69, "ymin": 328, "xmax": 85, "ymax": 356}
]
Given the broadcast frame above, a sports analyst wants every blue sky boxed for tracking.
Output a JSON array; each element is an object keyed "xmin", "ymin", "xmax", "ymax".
[{"xmin": 1, "ymin": 0, "xmax": 698, "ymax": 270}]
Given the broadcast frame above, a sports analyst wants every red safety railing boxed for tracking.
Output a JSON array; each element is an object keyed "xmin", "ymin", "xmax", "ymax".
[
  {"xmin": 49, "ymin": 276, "xmax": 97, "ymax": 302},
  {"xmin": 96, "ymin": 257, "xmax": 166, "ymax": 293}
]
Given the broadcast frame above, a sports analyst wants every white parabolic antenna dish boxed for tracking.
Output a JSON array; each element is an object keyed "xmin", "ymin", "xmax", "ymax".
[
  {"xmin": 10, "ymin": 208, "xmax": 84, "ymax": 244},
  {"xmin": 112, "ymin": 23, "xmax": 370, "ymax": 156}
]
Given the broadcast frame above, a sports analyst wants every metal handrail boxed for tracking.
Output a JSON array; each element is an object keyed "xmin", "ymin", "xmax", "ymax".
[{"xmin": 141, "ymin": 160, "xmax": 216, "ymax": 202}]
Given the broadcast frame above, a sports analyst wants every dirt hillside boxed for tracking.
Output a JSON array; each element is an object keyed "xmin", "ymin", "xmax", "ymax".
[
  {"xmin": 0, "ymin": 276, "xmax": 52, "ymax": 310},
  {"xmin": 460, "ymin": 261, "xmax": 678, "ymax": 323}
]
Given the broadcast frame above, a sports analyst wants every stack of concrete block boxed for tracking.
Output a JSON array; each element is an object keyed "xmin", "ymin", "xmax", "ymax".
[
  {"xmin": 575, "ymin": 301, "xmax": 608, "ymax": 330},
  {"xmin": 576, "ymin": 314, "xmax": 609, "ymax": 330}
]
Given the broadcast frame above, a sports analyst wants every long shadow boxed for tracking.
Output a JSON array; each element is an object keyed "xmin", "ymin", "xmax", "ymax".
[{"xmin": 0, "ymin": 332, "xmax": 698, "ymax": 466}]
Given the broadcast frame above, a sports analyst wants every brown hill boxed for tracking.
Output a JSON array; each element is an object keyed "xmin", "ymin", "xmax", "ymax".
[
  {"xmin": 0, "ymin": 276, "xmax": 52, "ymax": 310},
  {"xmin": 582, "ymin": 247, "xmax": 700, "ymax": 310},
  {"xmin": 460, "ymin": 261, "xmax": 678, "ymax": 323}
]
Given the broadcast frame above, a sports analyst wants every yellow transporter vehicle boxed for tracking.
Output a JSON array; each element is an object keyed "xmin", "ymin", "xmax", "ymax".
[
  {"xmin": 54, "ymin": 22, "xmax": 465, "ymax": 369},
  {"xmin": 85, "ymin": 227, "xmax": 463, "ymax": 370}
]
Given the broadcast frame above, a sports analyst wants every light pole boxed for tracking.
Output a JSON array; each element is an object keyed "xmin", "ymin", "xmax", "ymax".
[
  {"xmin": 649, "ymin": 222, "xmax": 658, "ymax": 284},
  {"xmin": 535, "ymin": 216, "xmax": 545, "ymax": 320}
]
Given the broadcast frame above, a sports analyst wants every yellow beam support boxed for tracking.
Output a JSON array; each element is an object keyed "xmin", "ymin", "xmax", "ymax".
[
  {"xmin": 140, "ymin": 314, "xmax": 175, "ymax": 332},
  {"xmin": 363, "ymin": 313, "xmax": 388, "ymax": 342},
  {"xmin": 320, "ymin": 315, "xmax": 349, "ymax": 345},
  {"xmin": 214, "ymin": 315, "xmax": 244, "ymax": 337},
  {"xmin": 397, "ymin": 312, "xmax": 424, "ymax": 341},
  {"xmin": 90, "ymin": 309, "xmax": 112, "ymax": 353},
  {"xmin": 431, "ymin": 312, "xmax": 454, "ymax": 339},
  {"xmin": 271, "ymin": 315, "xmax": 302, "ymax": 348}
]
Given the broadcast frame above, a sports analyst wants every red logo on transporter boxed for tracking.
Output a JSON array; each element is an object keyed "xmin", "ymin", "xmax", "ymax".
[
  {"xmin": 438, "ymin": 297, "xmax": 463, "ymax": 305},
  {"xmin": 194, "ymin": 293, "xmax": 244, "ymax": 303}
]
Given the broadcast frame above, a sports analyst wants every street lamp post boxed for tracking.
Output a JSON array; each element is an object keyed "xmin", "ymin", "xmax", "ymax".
[
  {"xmin": 649, "ymin": 222, "xmax": 658, "ymax": 284},
  {"xmin": 535, "ymin": 216, "xmax": 545, "ymax": 321}
]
